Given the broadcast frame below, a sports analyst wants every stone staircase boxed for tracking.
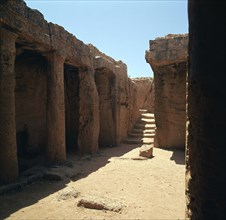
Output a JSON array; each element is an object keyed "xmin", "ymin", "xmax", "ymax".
[{"xmin": 124, "ymin": 109, "xmax": 156, "ymax": 145}]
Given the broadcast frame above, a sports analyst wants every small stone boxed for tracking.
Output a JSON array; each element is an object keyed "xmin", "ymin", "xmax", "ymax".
[
  {"xmin": 43, "ymin": 171, "xmax": 63, "ymax": 181},
  {"xmin": 81, "ymin": 154, "xmax": 92, "ymax": 161},
  {"xmin": 57, "ymin": 188, "xmax": 79, "ymax": 201},
  {"xmin": 61, "ymin": 160, "xmax": 73, "ymax": 168},
  {"xmin": 139, "ymin": 144, "xmax": 154, "ymax": 158},
  {"xmin": 67, "ymin": 171, "xmax": 81, "ymax": 180},
  {"xmin": 131, "ymin": 157, "xmax": 148, "ymax": 160},
  {"xmin": 22, "ymin": 166, "xmax": 45, "ymax": 177},
  {"xmin": 77, "ymin": 196, "xmax": 122, "ymax": 212}
]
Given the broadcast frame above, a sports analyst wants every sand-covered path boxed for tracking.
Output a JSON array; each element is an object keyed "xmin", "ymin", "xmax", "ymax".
[{"xmin": 0, "ymin": 144, "xmax": 185, "ymax": 219}]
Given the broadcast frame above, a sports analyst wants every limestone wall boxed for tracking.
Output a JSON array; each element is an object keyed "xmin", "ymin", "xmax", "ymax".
[
  {"xmin": 131, "ymin": 77, "xmax": 154, "ymax": 113},
  {"xmin": 0, "ymin": 0, "xmax": 150, "ymax": 182},
  {"xmin": 186, "ymin": 1, "xmax": 226, "ymax": 218},
  {"xmin": 146, "ymin": 34, "xmax": 188, "ymax": 149},
  {"xmin": 89, "ymin": 44, "xmax": 141, "ymax": 145},
  {"xmin": 127, "ymin": 80, "xmax": 139, "ymax": 134}
]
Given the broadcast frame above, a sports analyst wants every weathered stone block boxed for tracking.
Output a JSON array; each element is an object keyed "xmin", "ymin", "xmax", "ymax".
[
  {"xmin": 139, "ymin": 144, "xmax": 154, "ymax": 158},
  {"xmin": 57, "ymin": 188, "xmax": 79, "ymax": 201}
]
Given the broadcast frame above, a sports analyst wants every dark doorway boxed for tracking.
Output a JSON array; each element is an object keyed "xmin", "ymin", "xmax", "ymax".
[{"xmin": 15, "ymin": 49, "xmax": 47, "ymax": 172}]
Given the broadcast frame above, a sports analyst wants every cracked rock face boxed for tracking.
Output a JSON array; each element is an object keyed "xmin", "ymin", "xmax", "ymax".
[{"xmin": 146, "ymin": 34, "xmax": 188, "ymax": 149}]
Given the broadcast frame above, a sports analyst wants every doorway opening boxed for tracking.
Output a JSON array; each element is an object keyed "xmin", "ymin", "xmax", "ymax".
[{"xmin": 15, "ymin": 48, "xmax": 47, "ymax": 172}]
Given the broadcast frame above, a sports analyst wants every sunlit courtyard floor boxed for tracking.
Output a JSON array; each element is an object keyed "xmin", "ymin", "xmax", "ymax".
[{"xmin": 0, "ymin": 144, "xmax": 185, "ymax": 220}]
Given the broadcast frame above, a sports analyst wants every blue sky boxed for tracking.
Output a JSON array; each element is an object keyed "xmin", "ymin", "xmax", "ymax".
[{"xmin": 25, "ymin": 0, "xmax": 188, "ymax": 78}]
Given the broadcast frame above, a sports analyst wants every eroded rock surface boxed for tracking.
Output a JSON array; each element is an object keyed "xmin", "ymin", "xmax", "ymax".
[{"xmin": 146, "ymin": 34, "xmax": 188, "ymax": 149}]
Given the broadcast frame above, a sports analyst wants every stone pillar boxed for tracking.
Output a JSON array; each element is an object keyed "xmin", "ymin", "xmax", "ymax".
[
  {"xmin": 94, "ymin": 68, "xmax": 117, "ymax": 148},
  {"xmin": 186, "ymin": 0, "xmax": 226, "ymax": 219},
  {"xmin": 114, "ymin": 72, "xmax": 121, "ymax": 146},
  {"xmin": 78, "ymin": 67, "xmax": 99, "ymax": 154},
  {"xmin": 145, "ymin": 35, "xmax": 188, "ymax": 149},
  {"xmin": 0, "ymin": 28, "xmax": 18, "ymax": 183},
  {"xmin": 111, "ymin": 74, "xmax": 118, "ymax": 146},
  {"xmin": 115, "ymin": 65, "xmax": 129, "ymax": 143},
  {"xmin": 46, "ymin": 53, "xmax": 66, "ymax": 163}
]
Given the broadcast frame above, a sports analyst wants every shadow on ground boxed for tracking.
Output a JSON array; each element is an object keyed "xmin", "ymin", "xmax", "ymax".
[
  {"xmin": 0, "ymin": 143, "xmax": 141, "ymax": 219},
  {"xmin": 170, "ymin": 149, "xmax": 185, "ymax": 165}
]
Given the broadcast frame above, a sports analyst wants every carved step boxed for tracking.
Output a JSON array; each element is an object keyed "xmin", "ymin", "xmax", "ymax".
[
  {"xmin": 141, "ymin": 113, "xmax": 155, "ymax": 119},
  {"xmin": 144, "ymin": 129, "xmax": 156, "ymax": 134},
  {"xmin": 139, "ymin": 118, "xmax": 155, "ymax": 124},
  {"xmin": 132, "ymin": 128, "xmax": 156, "ymax": 134},
  {"xmin": 142, "ymin": 138, "xmax": 154, "ymax": 144},
  {"xmin": 125, "ymin": 112, "xmax": 156, "ymax": 145},
  {"xmin": 135, "ymin": 123, "xmax": 156, "ymax": 129},
  {"xmin": 139, "ymin": 109, "xmax": 148, "ymax": 113},
  {"xmin": 128, "ymin": 133, "xmax": 143, "ymax": 138},
  {"xmin": 128, "ymin": 133, "xmax": 155, "ymax": 138},
  {"xmin": 124, "ymin": 137, "xmax": 154, "ymax": 145},
  {"xmin": 124, "ymin": 138, "xmax": 142, "ymax": 144},
  {"xmin": 132, "ymin": 129, "xmax": 145, "ymax": 134}
]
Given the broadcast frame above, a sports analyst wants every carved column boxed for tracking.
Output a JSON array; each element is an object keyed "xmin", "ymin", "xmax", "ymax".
[
  {"xmin": 0, "ymin": 28, "xmax": 18, "ymax": 183},
  {"xmin": 78, "ymin": 67, "xmax": 99, "ymax": 154},
  {"xmin": 111, "ymin": 74, "xmax": 118, "ymax": 146},
  {"xmin": 46, "ymin": 53, "xmax": 66, "ymax": 163},
  {"xmin": 115, "ymin": 66, "xmax": 121, "ymax": 145}
]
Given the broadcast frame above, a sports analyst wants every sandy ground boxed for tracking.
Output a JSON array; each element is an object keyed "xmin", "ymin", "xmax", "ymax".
[{"xmin": 0, "ymin": 144, "xmax": 185, "ymax": 220}]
